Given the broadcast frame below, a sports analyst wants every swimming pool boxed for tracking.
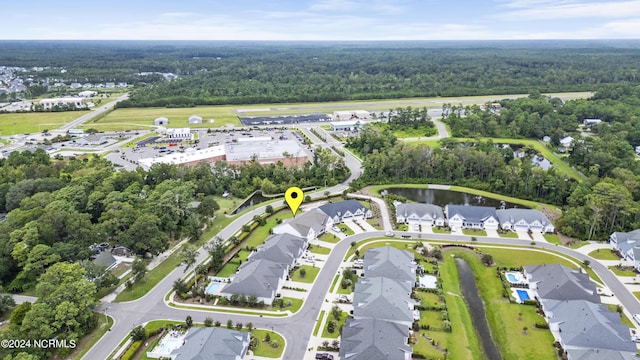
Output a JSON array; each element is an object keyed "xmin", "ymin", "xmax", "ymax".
[
  {"xmin": 516, "ymin": 290, "xmax": 530, "ymax": 302},
  {"xmin": 205, "ymin": 282, "xmax": 221, "ymax": 294},
  {"xmin": 506, "ymin": 273, "xmax": 518, "ymax": 282}
]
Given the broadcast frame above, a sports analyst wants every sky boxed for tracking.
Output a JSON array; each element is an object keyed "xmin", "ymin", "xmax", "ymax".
[{"xmin": 3, "ymin": 0, "xmax": 640, "ymax": 40}]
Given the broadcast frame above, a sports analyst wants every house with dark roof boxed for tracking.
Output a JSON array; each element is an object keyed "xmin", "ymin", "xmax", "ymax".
[
  {"xmin": 92, "ymin": 251, "xmax": 117, "ymax": 271},
  {"xmin": 610, "ymin": 229, "xmax": 640, "ymax": 271},
  {"xmin": 524, "ymin": 264, "xmax": 600, "ymax": 304},
  {"xmin": 318, "ymin": 199, "xmax": 372, "ymax": 223},
  {"xmin": 395, "ymin": 203, "xmax": 445, "ymax": 226},
  {"xmin": 445, "ymin": 205, "xmax": 499, "ymax": 230},
  {"xmin": 352, "ymin": 276, "xmax": 415, "ymax": 327},
  {"xmin": 272, "ymin": 209, "xmax": 333, "ymax": 243},
  {"xmin": 543, "ymin": 299, "xmax": 637, "ymax": 359},
  {"xmin": 249, "ymin": 233, "xmax": 307, "ymax": 269},
  {"xmin": 168, "ymin": 327, "xmax": 250, "ymax": 360},
  {"xmin": 76, "ymin": 134, "xmax": 108, "ymax": 146},
  {"xmin": 496, "ymin": 208, "xmax": 554, "ymax": 233},
  {"xmin": 339, "ymin": 318, "xmax": 412, "ymax": 360},
  {"xmin": 219, "ymin": 259, "xmax": 288, "ymax": 305},
  {"xmin": 363, "ymin": 247, "xmax": 416, "ymax": 283}
]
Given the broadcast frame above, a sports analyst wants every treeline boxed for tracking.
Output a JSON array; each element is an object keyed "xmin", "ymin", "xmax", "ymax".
[
  {"xmin": 4, "ymin": 41, "xmax": 640, "ymax": 105},
  {"xmin": 347, "ymin": 127, "xmax": 577, "ymax": 206},
  {"xmin": 386, "ymin": 106, "xmax": 435, "ymax": 131},
  {"xmin": 0, "ymin": 147, "xmax": 347, "ymax": 292}
]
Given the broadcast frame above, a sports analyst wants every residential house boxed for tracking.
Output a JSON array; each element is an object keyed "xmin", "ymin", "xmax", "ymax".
[
  {"xmin": 168, "ymin": 327, "xmax": 250, "ymax": 360},
  {"xmin": 559, "ymin": 136, "xmax": 574, "ymax": 151},
  {"xmin": 496, "ymin": 208, "xmax": 554, "ymax": 233},
  {"xmin": 363, "ymin": 247, "xmax": 416, "ymax": 283},
  {"xmin": 395, "ymin": 203, "xmax": 445, "ymax": 226},
  {"xmin": 610, "ymin": 229, "xmax": 640, "ymax": 271},
  {"xmin": 339, "ymin": 318, "xmax": 412, "ymax": 360},
  {"xmin": 154, "ymin": 117, "xmax": 169, "ymax": 126},
  {"xmin": 524, "ymin": 264, "xmax": 600, "ymax": 304},
  {"xmin": 188, "ymin": 115, "xmax": 203, "ymax": 124},
  {"xmin": 272, "ymin": 209, "xmax": 333, "ymax": 243},
  {"xmin": 248, "ymin": 233, "xmax": 307, "ymax": 269},
  {"xmin": 76, "ymin": 134, "xmax": 108, "ymax": 146},
  {"xmin": 543, "ymin": 299, "xmax": 636, "ymax": 359},
  {"xmin": 318, "ymin": 199, "xmax": 372, "ymax": 224},
  {"xmin": 92, "ymin": 251, "xmax": 117, "ymax": 271},
  {"xmin": 219, "ymin": 259, "xmax": 287, "ymax": 305},
  {"xmin": 445, "ymin": 205, "xmax": 499, "ymax": 230},
  {"xmin": 352, "ymin": 276, "xmax": 415, "ymax": 327},
  {"xmin": 635, "ymin": 145, "xmax": 640, "ymax": 155},
  {"xmin": 583, "ymin": 118, "xmax": 602, "ymax": 126}
]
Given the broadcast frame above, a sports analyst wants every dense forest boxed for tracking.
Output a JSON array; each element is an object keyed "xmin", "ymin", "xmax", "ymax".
[
  {"xmin": 0, "ymin": 147, "xmax": 346, "ymax": 359},
  {"xmin": 2, "ymin": 41, "xmax": 640, "ymax": 105},
  {"xmin": 351, "ymin": 85, "xmax": 640, "ymax": 241}
]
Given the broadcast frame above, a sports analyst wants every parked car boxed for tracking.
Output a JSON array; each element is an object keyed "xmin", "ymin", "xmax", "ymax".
[
  {"xmin": 315, "ymin": 353, "xmax": 334, "ymax": 360},
  {"xmin": 634, "ymin": 314, "xmax": 640, "ymax": 325},
  {"xmin": 332, "ymin": 226, "xmax": 341, "ymax": 233}
]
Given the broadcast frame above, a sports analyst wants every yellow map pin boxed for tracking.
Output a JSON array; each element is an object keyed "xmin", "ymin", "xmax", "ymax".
[{"xmin": 284, "ymin": 187, "xmax": 304, "ymax": 216}]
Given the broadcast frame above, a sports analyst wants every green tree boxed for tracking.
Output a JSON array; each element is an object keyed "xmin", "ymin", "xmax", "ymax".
[
  {"xmin": 186, "ymin": 315, "xmax": 193, "ymax": 328},
  {"xmin": 131, "ymin": 258, "xmax": 147, "ymax": 282},
  {"xmin": 204, "ymin": 317, "xmax": 214, "ymax": 327},
  {"xmin": 122, "ymin": 214, "xmax": 169, "ymax": 255},
  {"xmin": 0, "ymin": 294, "xmax": 16, "ymax": 317},
  {"xmin": 207, "ymin": 238, "xmax": 226, "ymax": 272},
  {"xmin": 130, "ymin": 325, "xmax": 147, "ymax": 341}
]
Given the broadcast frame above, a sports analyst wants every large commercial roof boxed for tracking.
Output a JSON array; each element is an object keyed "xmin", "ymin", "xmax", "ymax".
[
  {"xmin": 138, "ymin": 145, "xmax": 225, "ymax": 168},
  {"xmin": 225, "ymin": 139, "xmax": 307, "ymax": 162}
]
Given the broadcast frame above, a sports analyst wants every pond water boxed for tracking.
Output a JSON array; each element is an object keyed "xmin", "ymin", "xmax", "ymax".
[
  {"xmin": 455, "ymin": 258, "xmax": 502, "ymax": 360},
  {"xmin": 230, "ymin": 191, "xmax": 273, "ymax": 214},
  {"xmin": 385, "ymin": 188, "xmax": 524, "ymax": 208}
]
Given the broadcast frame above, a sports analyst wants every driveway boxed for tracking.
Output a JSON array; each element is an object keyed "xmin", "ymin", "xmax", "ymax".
[
  {"xmin": 486, "ymin": 229, "xmax": 500, "ymax": 238},
  {"xmin": 355, "ymin": 219, "xmax": 377, "ymax": 232},
  {"xmin": 343, "ymin": 220, "xmax": 364, "ymax": 234}
]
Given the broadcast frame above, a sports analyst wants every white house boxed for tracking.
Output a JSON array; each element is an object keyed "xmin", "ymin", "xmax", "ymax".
[
  {"xmin": 39, "ymin": 97, "xmax": 86, "ymax": 110},
  {"xmin": 395, "ymin": 203, "xmax": 445, "ymax": 227},
  {"xmin": 445, "ymin": 205, "xmax": 499, "ymax": 230},
  {"xmin": 78, "ymin": 90, "xmax": 97, "ymax": 98},
  {"xmin": 272, "ymin": 209, "xmax": 333, "ymax": 243},
  {"xmin": 496, "ymin": 208, "xmax": 554, "ymax": 233},
  {"xmin": 559, "ymin": 136, "xmax": 574, "ymax": 148},
  {"xmin": 318, "ymin": 199, "xmax": 372, "ymax": 223},
  {"xmin": 610, "ymin": 230, "xmax": 640, "ymax": 270},
  {"xmin": 583, "ymin": 118, "xmax": 602, "ymax": 126},
  {"xmin": 166, "ymin": 128, "xmax": 192, "ymax": 140}
]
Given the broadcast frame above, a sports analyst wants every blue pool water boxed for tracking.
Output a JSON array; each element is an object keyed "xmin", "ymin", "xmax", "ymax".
[
  {"xmin": 506, "ymin": 273, "xmax": 518, "ymax": 282},
  {"xmin": 206, "ymin": 282, "xmax": 221, "ymax": 294},
  {"xmin": 517, "ymin": 290, "xmax": 530, "ymax": 302}
]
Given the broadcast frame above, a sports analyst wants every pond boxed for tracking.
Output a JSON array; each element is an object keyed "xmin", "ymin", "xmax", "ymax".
[
  {"xmin": 456, "ymin": 257, "xmax": 502, "ymax": 360},
  {"xmin": 230, "ymin": 191, "xmax": 273, "ymax": 215},
  {"xmin": 385, "ymin": 188, "xmax": 525, "ymax": 208}
]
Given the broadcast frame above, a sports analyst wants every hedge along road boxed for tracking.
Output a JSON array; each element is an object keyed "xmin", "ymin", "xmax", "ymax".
[{"xmin": 85, "ymin": 230, "xmax": 640, "ymax": 360}]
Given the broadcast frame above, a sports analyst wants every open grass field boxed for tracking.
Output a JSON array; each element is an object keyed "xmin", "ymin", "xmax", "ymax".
[
  {"xmin": 0, "ymin": 110, "xmax": 90, "ymax": 135},
  {"xmin": 84, "ymin": 106, "xmax": 242, "ymax": 131}
]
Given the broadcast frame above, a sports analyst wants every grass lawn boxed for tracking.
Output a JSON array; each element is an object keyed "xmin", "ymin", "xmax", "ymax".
[
  {"xmin": 88, "ymin": 106, "xmax": 242, "ymax": 131},
  {"xmin": 291, "ymin": 265, "xmax": 320, "ymax": 283},
  {"xmin": 568, "ymin": 241, "xmax": 590, "ymax": 249},
  {"xmin": 318, "ymin": 232, "xmax": 341, "ymax": 243},
  {"xmin": 543, "ymin": 234, "xmax": 562, "ymax": 245},
  {"xmin": 366, "ymin": 218, "xmax": 382, "ymax": 230},
  {"xmin": 251, "ymin": 329, "xmax": 285, "ymax": 358},
  {"xmin": 445, "ymin": 249, "xmax": 557, "ymax": 360},
  {"xmin": 635, "ymin": 292, "xmax": 640, "ymax": 301},
  {"xmin": 415, "ymin": 291, "xmax": 442, "ymax": 307},
  {"xmin": 498, "ymin": 231, "xmax": 519, "ymax": 238},
  {"xmin": 321, "ymin": 311, "xmax": 348, "ymax": 338},
  {"xmin": 432, "ymin": 226, "xmax": 451, "ymax": 234},
  {"xmin": 339, "ymin": 224, "xmax": 355, "ymax": 236},
  {"xmin": 0, "ymin": 110, "xmax": 90, "ymax": 135},
  {"xmin": 329, "ymin": 275, "xmax": 340, "ymax": 293},
  {"xmin": 606, "ymin": 304, "xmax": 634, "ymax": 328},
  {"xmin": 243, "ymin": 209, "xmax": 293, "ymax": 249},
  {"xmin": 68, "ymin": 312, "xmax": 114, "ymax": 360},
  {"xmin": 419, "ymin": 310, "xmax": 443, "ymax": 328},
  {"xmin": 337, "ymin": 283, "xmax": 353, "ymax": 295},
  {"xmin": 309, "ymin": 245, "xmax": 331, "ymax": 255},
  {"xmin": 609, "ymin": 266, "xmax": 637, "ymax": 277},
  {"xmin": 479, "ymin": 247, "xmax": 578, "ymax": 269},
  {"xmin": 109, "ymin": 262, "xmax": 131, "ymax": 278},
  {"xmin": 370, "ymin": 122, "xmax": 438, "ymax": 138},
  {"xmin": 462, "ymin": 229, "xmax": 487, "ymax": 236},
  {"xmin": 278, "ymin": 297, "xmax": 303, "ymax": 314},
  {"xmin": 313, "ymin": 310, "xmax": 326, "ymax": 336},
  {"xmin": 588, "ymin": 249, "xmax": 621, "ymax": 260}
]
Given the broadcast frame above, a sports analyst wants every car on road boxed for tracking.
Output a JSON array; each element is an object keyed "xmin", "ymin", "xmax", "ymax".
[
  {"xmin": 385, "ymin": 231, "xmax": 395, "ymax": 237},
  {"xmin": 315, "ymin": 353, "xmax": 334, "ymax": 360},
  {"xmin": 402, "ymin": 234, "xmax": 411, "ymax": 239}
]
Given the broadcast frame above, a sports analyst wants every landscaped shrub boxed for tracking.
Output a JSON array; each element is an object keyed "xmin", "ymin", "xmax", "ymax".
[
  {"xmin": 120, "ymin": 340, "xmax": 142, "ymax": 360},
  {"xmin": 535, "ymin": 322, "xmax": 550, "ymax": 329},
  {"xmin": 523, "ymin": 299, "xmax": 539, "ymax": 306}
]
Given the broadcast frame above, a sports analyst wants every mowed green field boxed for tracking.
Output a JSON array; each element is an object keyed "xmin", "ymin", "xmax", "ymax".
[
  {"xmin": 0, "ymin": 111, "xmax": 90, "ymax": 135},
  {"xmin": 80, "ymin": 106, "xmax": 243, "ymax": 131}
]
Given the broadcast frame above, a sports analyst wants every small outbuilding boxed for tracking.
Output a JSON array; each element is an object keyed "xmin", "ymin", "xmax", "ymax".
[
  {"xmin": 188, "ymin": 115, "xmax": 203, "ymax": 124},
  {"xmin": 154, "ymin": 117, "xmax": 169, "ymax": 126}
]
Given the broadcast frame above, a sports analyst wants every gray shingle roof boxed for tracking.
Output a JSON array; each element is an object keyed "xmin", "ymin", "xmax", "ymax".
[
  {"xmin": 525, "ymin": 264, "xmax": 599, "ymax": 303},
  {"xmin": 318, "ymin": 199, "xmax": 367, "ymax": 218},
  {"xmin": 353, "ymin": 277, "xmax": 414, "ymax": 324},
  {"xmin": 171, "ymin": 327, "xmax": 250, "ymax": 360},
  {"xmin": 566, "ymin": 348, "xmax": 638, "ymax": 360},
  {"xmin": 545, "ymin": 300, "xmax": 636, "ymax": 353},
  {"xmin": 496, "ymin": 208, "xmax": 552, "ymax": 226},
  {"xmin": 220, "ymin": 259, "xmax": 287, "ymax": 299},
  {"xmin": 363, "ymin": 247, "xmax": 416, "ymax": 282},
  {"xmin": 395, "ymin": 203, "xmax": 444, "ymax": 220},
  {"xmin": 339, "ymin": 318, "xmax": 411, "ymax": 360},
  {"xmin": 278, "ymin": 209, "xmax": 330, "ymax": 237},
  {"xmin": 612, "ymin": 229, "xmax": 640, "ymax": 254},
  {"xmin": 445, "ymin": 205, "xmax": 497, "ymax": 222},
  {"xmin": 92, "ymin": 251, "xmax": 116, "ymax": 269},
  {"xmin": 249, "ymin": 233, "xmax": 306, "ymax": 266}
]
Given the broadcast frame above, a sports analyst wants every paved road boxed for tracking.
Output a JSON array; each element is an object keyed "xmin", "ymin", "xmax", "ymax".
[{"xmin": 56, "ymin": 94, "xmax": 129, "ymax": 133}]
